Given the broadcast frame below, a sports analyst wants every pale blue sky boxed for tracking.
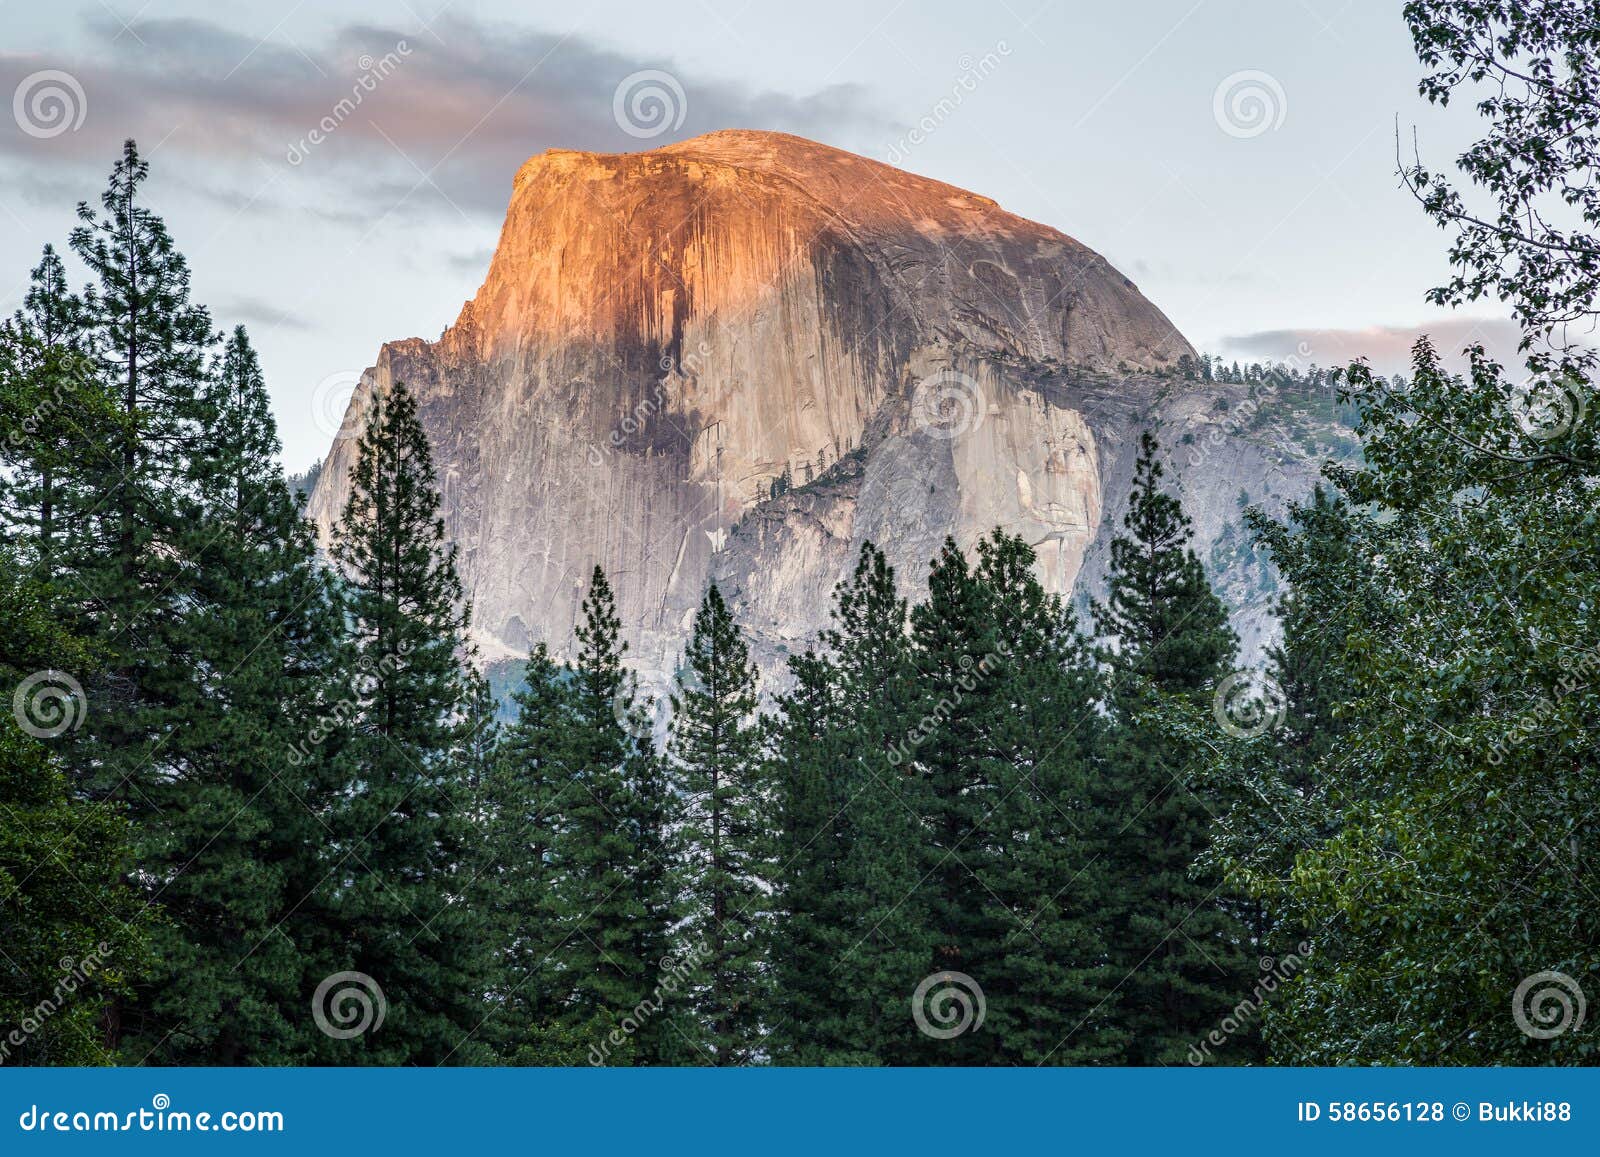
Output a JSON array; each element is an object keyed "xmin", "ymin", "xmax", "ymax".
[{"xmin": 2, "ymin": 0, "xmax": 1506, "ymax": 469}]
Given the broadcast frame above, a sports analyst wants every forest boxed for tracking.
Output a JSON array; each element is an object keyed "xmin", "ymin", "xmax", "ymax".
[{"xmin": 0, "ymin": 0, "xmax": 1596, "ymax": 1067}]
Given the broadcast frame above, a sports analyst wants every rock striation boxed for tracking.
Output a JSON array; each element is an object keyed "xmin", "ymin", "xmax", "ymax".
[{"xmin": 307, "ymin": 130, "xmax": 1333, "ymax": 692}]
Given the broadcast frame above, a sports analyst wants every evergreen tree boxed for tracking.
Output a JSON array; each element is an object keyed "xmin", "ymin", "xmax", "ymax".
[
  {"xmin": 326, "ymin": 380, "xmax": 490, "ymax": 1064},
  {"xmin": 1092, "ymin": 432, "xmax": 1251, "ymax": 1065},
  {"xmin": 818, "ymin": 544, "xmax": 929, "ymax": 1064},
  {"xmin": 0, "ymin": 558, "xmax": 149, "ymax": 1065},
  {"xmin": 541, "ymin": 567, "xmax": 675, "ymax": 1064},
  {"xmin": 1096, "ymin": 432, "xmax": 1235, "ymax": 692},
  {"xmin": 65, "ymin": 140, "xmax": 216, "ymax": 813},
  {"xmin": 669, "ymin": 584, "xmax": 772, "ymax": 1065},
  {"xmin": 480, "ymin": 645, "xmax": 569, "ymax": 1060},
  {"xmin": 769, "ymin": 647, "xmax": 847, "ymax": 1060},
  {"xmin": 903, "ymin": 538, "xmax": 1006, "ymax": 1064},
  {"xmin": 970, "ymin": 532, "xmax": 1119, "ymax": 1064},
  {"xmin": 0, "ymin": 245, "xmax": 105, "ymax": 584},
  {"xmin": 122, "ymin": 328, "xmax": 354, "ymax": 1064}
]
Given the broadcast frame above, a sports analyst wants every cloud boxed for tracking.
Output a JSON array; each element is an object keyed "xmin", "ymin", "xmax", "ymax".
[
  {"xmin": 1, "ymin": 16, "xmax": 890, "ymax": 218},
  {"xmin": 1217, "ymin": 317, "xmax": 1528, "ymax": 377},
  {"xmin": 211, "ymin": 295, "xmax": 313, "ymax": 332}
]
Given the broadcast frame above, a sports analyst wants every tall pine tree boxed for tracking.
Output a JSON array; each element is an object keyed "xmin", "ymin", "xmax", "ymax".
[
  {"xmin": 326, "ymin": 380, "xmax": 490, "ymax": 1064},
  {"xmin": 669, "ymin": 584, "xmax": 772, "ymax": 1065},
  {"xmin": 1092, "ymin": 431, "xmax": 1250, "ymax": 1065}
]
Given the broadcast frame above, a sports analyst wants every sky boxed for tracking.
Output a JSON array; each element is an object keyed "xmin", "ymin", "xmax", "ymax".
[{"xmin": 1, "ymin": 0, "xmax": 1512, "ymax": 470}]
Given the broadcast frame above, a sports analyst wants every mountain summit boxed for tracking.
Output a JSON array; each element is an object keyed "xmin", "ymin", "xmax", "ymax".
[{"xmin": 307, "ymin": 130, "xmax": 1312, "ymax": 688}]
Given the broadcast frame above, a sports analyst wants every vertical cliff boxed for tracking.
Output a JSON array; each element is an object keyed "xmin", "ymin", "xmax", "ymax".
[{"xmin": 307, "ymin": 130, "xmax": 1327, "ymax": 691}]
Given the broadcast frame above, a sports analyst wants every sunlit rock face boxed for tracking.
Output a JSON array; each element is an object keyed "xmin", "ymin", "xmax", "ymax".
[{"xmin": 308, "ymin": 130, "xmax": 1321, "ymax": 691}]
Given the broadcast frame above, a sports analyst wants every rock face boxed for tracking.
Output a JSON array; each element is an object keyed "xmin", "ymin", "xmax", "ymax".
[{"xmin": 307, "ymin": 130, "xmax": 1331, "ymax": 692}]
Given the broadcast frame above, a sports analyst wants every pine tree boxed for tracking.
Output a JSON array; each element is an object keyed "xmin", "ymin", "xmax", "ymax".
[
  {"xmin": 769, "ymin": 647, "xmax": 848, "ymax": 1061},
  {"xmin": 1096, "ymin": 432, "xmax": 1235, "ymax": 692},
  {"xmin": 798, "ymin": 543, "xmax": 930, "ymax": 1064},
  {"xmin": 0, "ymin": 558, "xmax": 149, "ymax": 1065},
  {"xmin": 1093, "ymin": 431, "xmax": 1251, "ymax": 1065},
  {"xmin": 541, "ymin": 567, "xmax": 674, "ymax": 1064},
  {"xmin": 326, "ymin": 380, "xmax": 490, "ymax": 1064},
  {"xmin": 65, "ymin": 140, "xmax": 216, "ymax": 813},
  {"xmin": 956, "ymin": 533, "xmax": 1118, "ymax": 1063},
  {"xmin": 900, "ymin": 538, "xmax": 1006, "ymax": 1064},
  {"xmin": 483, "ymin": 645, "xmax": 601, "ymax": 1063},
  {"xmin": 668, "ymin": 584, "xmax": 772, "ymax": 1065},
  {"xmin": 119, "ymin": 327, "xmax": 355, "ymax": 1064},
  {"xmin": 0, "ymin": 245, "xmax": 106, "ymax": 584}
]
